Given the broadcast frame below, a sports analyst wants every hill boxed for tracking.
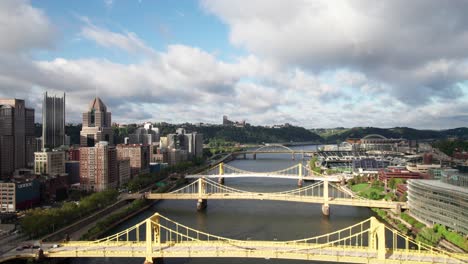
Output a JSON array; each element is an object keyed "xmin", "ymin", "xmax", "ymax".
[
  {"xmin": 317, "ymin": 127, "xmax": 468, "ymax": 143},
  {"xmin": 156, "ymin": 123, "xmax": 323, "ymax": 144},
  {"xmin": 35, "ymin": 123, "xmax": 467, "ymax": 146}
]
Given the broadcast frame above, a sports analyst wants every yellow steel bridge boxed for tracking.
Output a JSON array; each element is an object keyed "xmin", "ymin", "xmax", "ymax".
[
  {"xmin": 145, "ymin": 174, "xmax": 408, "ymax": 214},
  {"xmin": 4, "ymin": 213, "xmax": 467, "ymax": 264}
]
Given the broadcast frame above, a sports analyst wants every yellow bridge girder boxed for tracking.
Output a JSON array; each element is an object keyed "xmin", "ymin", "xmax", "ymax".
[{"xmin": 8, "ymin": 213, "xmax": 460, "ymax": 264}]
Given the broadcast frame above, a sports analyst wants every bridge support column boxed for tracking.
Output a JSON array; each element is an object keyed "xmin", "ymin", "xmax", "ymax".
[
  {"xmin": 292, "ymin": 153, "xmax": 295, "ymax": 160},
  {"xmin": 218, "ymin": 177, "xmax": 225, "ymax": 185},
  {"xmin": 197, "ymin": 199, "xmax": 207, "ymax": 211},
  {"xmin": 145, "ymin": 218, "xmax": 153, "ymax": 263},
  {"xmin": 322, "ymin": 179, "xmax": 330, "ymax": 216},
  {"xmin": 321, "ymin": 204, "xmax": 330, "ymax": 216},
  {"xmin": 145, "ymin": 213, "xmax": 161, "ymax": 264},
  {"xmin": 369, "ymin": 217, "xmax": 386, "ymax": 260},
  {"xmin": 243, "ymin": 153, "xmax": 246, "ymax": 159},
  {"xmin": 218, "ymin": 163, "xmax": 224, "ymax": 185},
  {"xmin": 253, "ymin": 153, "xmax": 256, "ymax": 160},
  {"xmin": 144, "ymin": 258, "xmax": 164, "ymax": 264},
  {"xmin": 197, "ymin": 178, "xmax": 207, "ymax": 211},
  {"xmin": 298, "ymin": 163, "xmax": 303, "ymax": 187},
  {"xmin": 297, "ymin": 179, "xmax": 303, "ymax": 187}
]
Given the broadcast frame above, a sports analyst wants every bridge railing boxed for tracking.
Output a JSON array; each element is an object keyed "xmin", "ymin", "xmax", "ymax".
[
  {"xmin": 59, "ymin": 213, "xmax": 466, "ymax": 263},
  {"xmin": 167, "ymin": 178, "xmax": 355, "ymax": 199},
  {"xmin": 197, "ymin": 162, "xmax": 329, "ymax": 178}
]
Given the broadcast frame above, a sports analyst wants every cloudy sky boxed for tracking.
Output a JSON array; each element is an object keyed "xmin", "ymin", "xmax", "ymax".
[{"xmin": 1, "ymin": 0, "xmax": 467, "ymax": 129}]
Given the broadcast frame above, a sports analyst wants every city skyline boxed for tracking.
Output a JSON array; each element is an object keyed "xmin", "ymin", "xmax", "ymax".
[{"xmin": 0, "ymin": 1, "xmax": 468, "ymax": 129}]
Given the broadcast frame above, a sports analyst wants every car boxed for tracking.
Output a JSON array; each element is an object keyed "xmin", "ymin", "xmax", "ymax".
[
  {"xmin": 16, "ymin": 247, "xmax": 23, "ymax": 251},
  {"xmin": 52, "ymin": 244, "xmax": 60, "ymax": 248}
]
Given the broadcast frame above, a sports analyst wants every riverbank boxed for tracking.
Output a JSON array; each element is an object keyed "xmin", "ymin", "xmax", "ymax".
[{"xmin": 79, "ymin": 178, "xmax": 186, "ymax": 240}]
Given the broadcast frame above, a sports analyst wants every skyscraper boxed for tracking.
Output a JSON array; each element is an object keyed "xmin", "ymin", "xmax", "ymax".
[
  {"xmin": 80, "ymin": 97, "xmax": 113, "ymax": 147},
  {"xmin": 79, "ymin": 142, "xmax": 117, "ymax": 191},
  {"xmin": 128, "ymin": 122, "xmax": 159, "ymax": 145},
  {"xmin": 0, "ymin": 99, "xmax": 35, "ymax": 178},
  {"xmin": 42, "ymin": 92, "xmax": 65, "ymax": 150}
]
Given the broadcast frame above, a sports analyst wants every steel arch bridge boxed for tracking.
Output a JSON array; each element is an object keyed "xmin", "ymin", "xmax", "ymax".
[
  {"xmin": 5, "ymin": 213, "xmax": 467, "ymax": 264},
  {"xmin": 233, "ymin": 144, "xmax": 313, "ymax": 160},
  {"xmin": 362, "ymin": 134, "xmax": 388, "ymax": 140},
  {"xmin": 254, "ymin": 144, "xmax": 295, "ymax": 153}
]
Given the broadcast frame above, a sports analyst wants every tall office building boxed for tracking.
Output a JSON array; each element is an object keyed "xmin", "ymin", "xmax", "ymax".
[
  {"xmin": 42, "ymin": 92, "xmax": 65, "ymax": 150},
  {"xmin": 167, "ymin": 129, "xmax": 203, "ymax": 159},
  {"xmin": 186, "ymin": 132, "xmax": 203, "ymax": 158},
  {"xmin": 34, "ymin": 151, "xmax": 66, "ymax": 176},
  {"xmin": 80, "ymin": 97, "xmax": 113, "ymax": 147},
  {"xmin": 116, "ymin": 144, "xmax": 150, "ymax": 177},
  {"xmin": 79, "ymin": 142, "xmax": 117, "ymax": 191},
  {"xmin": 128, "ymin": 122, "xmax": 159, "ymax": 145},
  {"xmin": 0, "ymin": 99, "xmax": 35, "ymax": 178}
]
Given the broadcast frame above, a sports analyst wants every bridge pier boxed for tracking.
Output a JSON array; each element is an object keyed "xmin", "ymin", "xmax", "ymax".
[
  {"xmin": 243, "ymin": 153, "xmax": 246, "ymax": 159},
  {"xmin": 297, "ymin": 179, "xmax": 303, "ymax": 187},
  {"xmin": 144, "ymin": 257, "xmax": 164, "ymax": 264},
  {"xmin": 322, "ymin": 204, "xmax": 330, "ymax": 216},
  {"xmin": 292, "ymin": 154, "xmax": 295, "ymax": 160},
  {"xmin": 218, "ymin": 177, "xmax": 225, "ymax": 185},
  {"xmin": 253, "ymin": 153, "xmax": 256, "ymax": 160},
  {"xmin": 322, "ymin": 179, "xmax": 330, "ymax": 216},
  {"xmin": 197, "ymin": 199, "xmax": 207, "ymax": 211}
]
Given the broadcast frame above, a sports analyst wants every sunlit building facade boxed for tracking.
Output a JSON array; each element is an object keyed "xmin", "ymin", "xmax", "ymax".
[{"xmin": 407, "ymin": 179, "xmax": 468, "ymax": 235}]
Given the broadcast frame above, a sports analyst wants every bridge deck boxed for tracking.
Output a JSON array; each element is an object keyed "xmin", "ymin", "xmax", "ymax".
[
  {"xmin": 146, "ymin": 193, "xmax": 408, "ymax": 209},
  {"xmin": 40, "ymin": 242, "xmax": 464, "ymax": 264},
  {"xmin": 186, "ymin": 174, "xmax": 345, "ymax": 182}
]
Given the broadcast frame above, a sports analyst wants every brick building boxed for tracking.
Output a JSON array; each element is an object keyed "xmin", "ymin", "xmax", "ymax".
[
  {"xmin": 80, "ymin": 142, "xmax": 118, "ymax": 191},
  {"xmin": 116, "ymin": 144, "xmax": 149, "ymax": 177}
]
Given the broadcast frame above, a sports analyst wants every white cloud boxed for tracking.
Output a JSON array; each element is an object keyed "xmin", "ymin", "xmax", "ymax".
[
  {"xmin": 201, "ymin": 0, "xmax": 468, "ymax": 104},
  {"xmin": 81, "ymin": 22, "xmax": 157, "ymax": 57},
  {"xmin": 0, "ymin": 0, "xmax": 467, "ymax": 129},
  {"xmin": 0, "ymin": 0, "xmax": 55, "ymax": 53},
  {"xmin": 104, "ymin": 0, "xmax": 114, "ymax": 8}
]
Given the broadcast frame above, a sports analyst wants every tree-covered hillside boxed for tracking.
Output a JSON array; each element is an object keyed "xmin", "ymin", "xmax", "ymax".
[
  {"xmin": 317, "ymin": 127, "xmax": 468, "ymax": 143},
  {"xmin": 34, "ymin": 123, "xmax": 467, "ymax": 146}
]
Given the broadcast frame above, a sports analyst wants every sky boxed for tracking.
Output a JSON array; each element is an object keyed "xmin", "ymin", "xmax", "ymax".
[{"xmin": 0, "ymin": 0, "xmax": 467, "ymax": 129}]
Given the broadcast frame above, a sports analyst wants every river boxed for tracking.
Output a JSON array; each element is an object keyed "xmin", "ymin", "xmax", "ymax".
[{"xmin": 70, "ymin": 145, "xmax": 376, "ymax": 264}]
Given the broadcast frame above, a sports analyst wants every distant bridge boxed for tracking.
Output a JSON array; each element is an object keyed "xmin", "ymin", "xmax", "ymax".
[
  {"xmin": 186, "ymin": 162, "xmax": 348, "ymax": 184},
  {"xmin": 3, "ymin": 213, "xmax": 466, "ymax": 264},
  {"xmin": 232, "ymin": 144, "xmax": 315, "ymax": 159}
]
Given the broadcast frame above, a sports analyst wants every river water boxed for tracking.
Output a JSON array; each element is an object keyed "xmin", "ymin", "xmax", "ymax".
[{"xmin": 70, "ymin": 145, "xmax": 375, "ymax": 264}]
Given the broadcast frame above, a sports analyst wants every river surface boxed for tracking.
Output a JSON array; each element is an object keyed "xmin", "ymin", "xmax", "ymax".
[{"xmin": 70, "ymin": 145, "xmax": 376, "ymax": 264}]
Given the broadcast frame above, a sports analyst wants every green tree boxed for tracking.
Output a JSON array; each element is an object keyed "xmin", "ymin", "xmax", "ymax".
[
  {"xmin": 388, "ymin": 178, "xmax": 397, "ymax": 189},
  {"xmin": 368, "ymin": 190, "xmax": 381, "ymax": 200}
]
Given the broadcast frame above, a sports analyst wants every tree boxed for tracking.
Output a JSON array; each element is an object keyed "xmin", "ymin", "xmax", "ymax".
[
  {"xmin": 388, "ymin": 178, "xmax": 397, "ymax": 189},
  {"xmin": 368, "ymin": 190, "xmax": 381, "ymax": 200}
]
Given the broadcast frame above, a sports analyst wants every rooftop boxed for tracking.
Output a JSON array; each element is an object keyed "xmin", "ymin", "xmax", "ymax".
[
  {"xmin": 88, "ymin": 97, "xmax": 107, "ymax": 112},
  {"xmin": 409, "ymin": 179, "xmax": 468, "ymax": 195}
]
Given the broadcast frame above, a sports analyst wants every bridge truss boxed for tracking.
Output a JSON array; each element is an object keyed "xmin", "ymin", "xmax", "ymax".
[
  {"xmin": 193, "ymin": 162, "xmax": 327, "ymax": 180},
  {"xmin": 146, "ymin": 177, "xmax": 408, "ymax": 212},
  {"xmin": 43, "ymin": 213, "xmax": 467, "ymax": 263}
]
